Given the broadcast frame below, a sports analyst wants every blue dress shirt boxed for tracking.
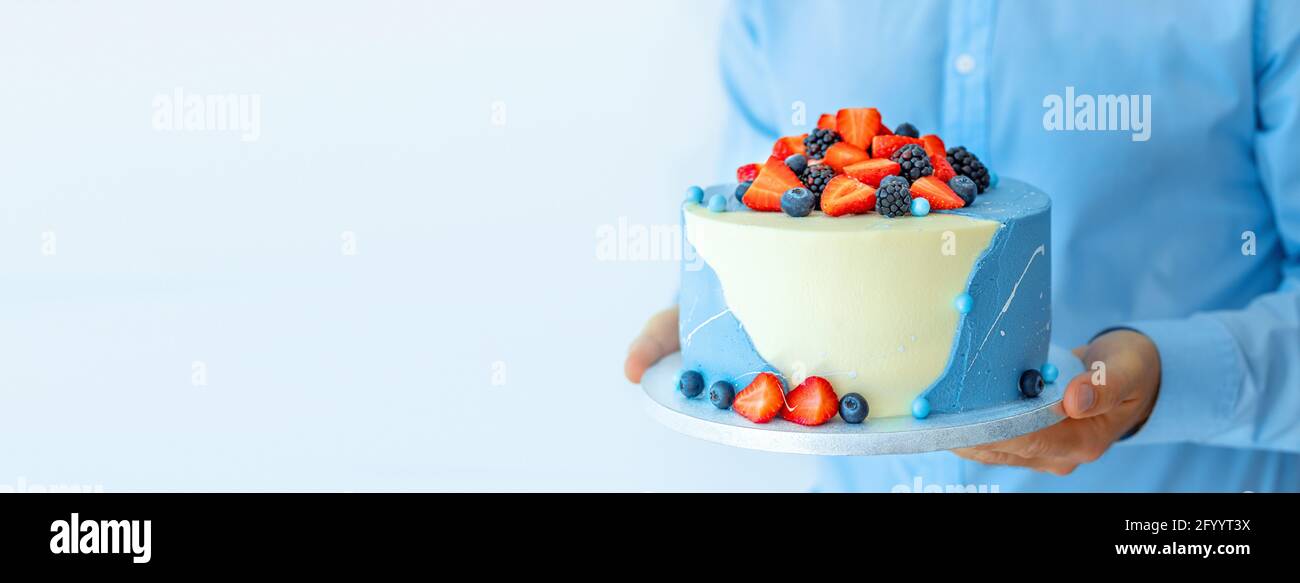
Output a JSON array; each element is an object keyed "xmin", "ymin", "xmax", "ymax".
[{"xmin": 715, "ymin": 0, "xmax": 1300, "ymax": 492}]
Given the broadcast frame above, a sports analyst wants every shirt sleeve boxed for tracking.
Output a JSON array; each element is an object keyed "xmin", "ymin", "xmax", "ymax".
[
  {"xmin": 716, "ymin": 0, "xmax": 781, "ymax": 176},
  {"xmin": 1122, "ymin": 0, "xmax": 1300, "ymax": 452}
]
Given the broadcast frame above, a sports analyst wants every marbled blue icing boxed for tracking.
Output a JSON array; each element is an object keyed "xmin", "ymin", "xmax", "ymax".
[
  {"xmin": 678, "ymin": 186, "xmax": 785, "ymax": 390},
  {"xmin": 922, "ymin": 179, "xmax": 1051, "ymax": 412},
  {"xmin": 679, "ymin": 180, "xmax": 1050, "ymax": 414}
]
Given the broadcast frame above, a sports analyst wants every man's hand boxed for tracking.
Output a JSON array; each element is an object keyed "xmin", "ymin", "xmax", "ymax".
[
  {"xmin": 953, "ymin": 329, "xmax": 1162, "ymax": 475},
  {"xmin": 624, "ymin": 306, "xmax": 680, "ymax": 383}
]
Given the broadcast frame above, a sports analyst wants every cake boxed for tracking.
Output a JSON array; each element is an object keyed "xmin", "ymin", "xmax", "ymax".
[{"xmin": 676, "ymin": 107, "xmax": 1053, "ymax": 426}]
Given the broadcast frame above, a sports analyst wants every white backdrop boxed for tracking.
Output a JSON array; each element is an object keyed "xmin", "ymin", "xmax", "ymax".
[{"xmin": 0, "ymin": 0, "xmax": 816, "ymax": 491}]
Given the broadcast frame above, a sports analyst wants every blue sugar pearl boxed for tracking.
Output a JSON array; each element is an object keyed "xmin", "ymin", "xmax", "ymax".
[
  {"xmin": 910, "ymin": 197, "xmax": 930, "ymax": 217},
  {"xmin": 685, "ymin": 185, "xmax": 705, "ymax": 204},
  {"xmin": 1041, "ymin": 362, "xmax": 1060, "ymax": 384},
  {"xmin": 911, "ymin": 396, "xmax": 931, "ymax": 419},
  {"xmin": 954, "ymin": 293, "xmax": 974, "ymax": 314},
  {"xmin": 988, "ymin": 172, "xmax": 1000, "ymax": 189},
  {"xmin": 707, "ymin": 194, "xmax": 728, "ymax": 212}
]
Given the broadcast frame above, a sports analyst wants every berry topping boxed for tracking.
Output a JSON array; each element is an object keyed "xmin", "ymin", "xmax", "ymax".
[
  {"xmin": 733, "ymin": 372, "xmax": 785, "ymax": 423},
  {"xmin": 930, "ymin": 153, "xmax": 957, "ymax": 183},
  {"xmin": 685, "ymin": 186, "xmax": 704, "ymax": 204},
  {"xmin": 911, "ymin": 396, "xmax": 931, "ymax": 419},
  {"xmin": 735, "ymin": 180, "xmax": 753, "ymax": 203},
  {"xmin": 821, "ymin": 175, "xmax": 877, "ymax": 217},
  {"xmin": 772, "ymin": 135, "xmax": 808, "ymax": 160},
  {"xmin": 838, "ymin": 393, "xmax": 869, "ymax": 424},
  {"xmin": 800, "ymin": 164, "xmax": 835, "ymax": 197},
  {"xmin": 1019, "ymin": 369, "xmax": 1044, "ymax": 398},
  {"xmin": 816, "ymin": 113, "xmax": 837, "ymax": 131},
  {"xmin": 678, "ymin": 370, "xmax": 704, "ymax": 398},
  {"xmin": 843, "ymin": 158, "xmax": 901, "ymax": 187},
  {"xmin": 946, "ymin": 146, "xmax": 991, "ymax": 193},
  {"xmin": 910, "ymin": 197, "xmax": 930, "ymax": 217},
  {"xmin": 707, "ymin": 194, "xmax": 728, "ymax": 212},
  {"xmin": 890, "ymin": 144, "xmax": 933, "ymax": 183},
  {"xmin": 781, "ymin": 187, "xmax": 815, "ymax": 217},
  {"xmin": 744, "ymin": 157, "xmax": 804, "ymax": 212},
  {"xmin": 802, "ymin": 128, "xmax": 841, "ymax": 160},
  {"xmin": 948, "ymin": 175, "xmax": 978, "ymax": 207},
  {"xmin": 709, "ymin": 381, "xmax": 735, "ymax": 409},
  {"xmin": 910, "ymin": 175, "xmax": 965, "ymax": 210},
  {"xmin": 870, "ymin": 134, "xmax": 924, "ymax": 160},
  {"xmin": 780, "ymin": 376, "xmax": 839, "ymax": 426},
  {"xmin": 875, "ymin": 175, "xmax": 912, "ymax": 218},
  {"xmin": 821, "ymin": 142, "xmax": 871, "ymax": 173},
  {"xmin": 835, "ymin": 107, "xmax": 886, "ymax": 150},
  {"xmin": 894, "ymin": 122, "xmax": 919, "ymax": 138},
  {"xmin": 736, "ymin": 163, "xmax": 761, "ymax": 183},
  {"xmin": 784, "ymin": 153, "xmax": 808, "ymax": 176},
  {"xmin": 920, "ymin": 134, "xmax": 947, "ymax": 158}
]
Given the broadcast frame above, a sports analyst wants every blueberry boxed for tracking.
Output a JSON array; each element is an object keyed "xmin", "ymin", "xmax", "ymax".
[
  {"xmin": 1019, "ymin": 369, "xmax": 1044, "ymax": 398},
  {"xmin": 780, "ymin": 187, "xmax": 815, "ymax": 217},
  {"xmin": 839, "ymin": 393, "xmax": 869, "ymax": 423},
  {"xmin": 709, "ymin": 381, "xmax": 735, "ymax": 409},
  {"xmin": 948, "ymin": 175, "xmax": 978, "ymax": 207},
  {"xmin": 784, "ymin": 154, "xmax": 808, "ymax": 176},
  {"xmin": 954, "ymin": 293, "xmax": 974, "ymax": 314},
  {"xmin": 707, "ymin": 194, "xmax": 728, "ymax": 212},
  {"xmin": 685, "ymin": 185, "xmax": 705, "ymax": 204},
  {"xmin": 735, "ymin": 181, "xmax": 752, "ymax": 202},
  {"xmin": 910, "ymin": 197, "xmax": 930, "ymax": 217},
  {"xmin": 911, "ymin": 396, "xmax": 931, "ymax": 419},
  {"xmin": 1041, "ymin": 363, "xmax": 1060, "ymax": 384},
  {"xmin": 678, "ymin": 370, "xmax": 704, "ymax": 397},
  {"xmin": 894, "ymin": 122, "xmax": 919, "ymax": 138}
]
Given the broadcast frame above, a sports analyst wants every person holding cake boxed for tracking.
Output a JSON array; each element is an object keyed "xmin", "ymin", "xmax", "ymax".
[{"xmin": 624, "ymin": 1, "xmax": 1300, "ymax": 492}]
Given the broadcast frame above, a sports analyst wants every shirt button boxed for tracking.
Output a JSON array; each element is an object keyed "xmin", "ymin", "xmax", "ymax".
[{"xmin": 955, "ymin": 54, "xmax": 976, "ymax": 74}]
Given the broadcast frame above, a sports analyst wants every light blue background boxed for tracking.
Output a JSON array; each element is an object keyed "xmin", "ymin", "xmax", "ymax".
[{"xmin": 0, "ymin": 0, "xmax": 817, "ymax": 491}]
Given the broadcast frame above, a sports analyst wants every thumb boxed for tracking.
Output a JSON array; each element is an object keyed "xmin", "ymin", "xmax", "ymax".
[{"xmin": 1063, "ymin": 333, "xmax": 1140, "ymax": 419}]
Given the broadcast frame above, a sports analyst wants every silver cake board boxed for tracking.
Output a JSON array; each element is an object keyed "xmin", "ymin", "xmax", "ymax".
[{"xmin": 640, "ymin": 345, "xmax": 1079, "ymax": 456}]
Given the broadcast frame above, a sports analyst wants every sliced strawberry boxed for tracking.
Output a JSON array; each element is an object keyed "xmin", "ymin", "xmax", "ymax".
[
  {"xmin": 844, "ymin": 158, "xmax": 901, "ymax": 187},
  {"xmin": 733, "ymin": 372, "xmax": 785, "ymax": 424},
  {"xmin": 931, "ymin": 153, "xmax": 957, "ymax": 182},
  {"xmin": 780, "ymin": 376, "xmax": 839, "ymax": 426},
  {"xmin": 835, "ymin": 108, "xmax": 885, "ymax": 150},
  {"xmin": 736, "ymin": 163, "xmax": 761, "ymax": 183},
  {"xmin": 743, "ymin": 156, "xmax": 803, "ymax": 212},
  {"xmin": 821, "ymin": 142, "xmax": 870, "ymax": 173},
  {"xmin": 821, "ymin": 175, "xmax": 877, "ymax": 217},
  {"xmin": 910, "ymin": 175, "xmax": 965, "ymax": 210},
  {"xmin": 816, "ymin": 113, "xmax": 837, "ymax": 131},
  {"xmin": 920, "ymin": 134, "xmax": 947, "ymax": 158},
  {"xmin": 871, "ymin": 135, "xmax": 924, "ymax": 160},
  {"xmin": 772, "ymin": 135, "xmax": 808, "ymax": 159}
]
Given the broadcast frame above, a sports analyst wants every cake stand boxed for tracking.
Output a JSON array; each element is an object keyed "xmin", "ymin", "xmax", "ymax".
[{"xmin": 640, "ymin": 345, "xmax": 1080, "ymax": 456}]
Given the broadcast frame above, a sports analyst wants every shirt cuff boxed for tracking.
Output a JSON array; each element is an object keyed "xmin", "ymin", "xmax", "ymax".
[{"xmin": 1112, "ymin": 315, "xmax": 1242, "ymax": 446}]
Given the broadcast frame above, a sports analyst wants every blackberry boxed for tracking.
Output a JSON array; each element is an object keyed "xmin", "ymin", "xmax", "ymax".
[
  {"xmin": 894, "ymin": 122, "xmax": 919, "ymax": 138},
  {"xmin": 890, "ymin": 144, "xmax": 932, "ymax": 183},
  {"xmin": 946, "ymin": 146, "xmax": 991, "ymax": 193},
  {"xmin": 800, "ymin": 164, "xmax": 834, "ymax": 195},
  {"xmin": 803, "ymin": 128, "xmax": 841, "ymax": 159},
  {"xmin": 875, "ymin": 176, "xmax": 912, "ymax": 218}
]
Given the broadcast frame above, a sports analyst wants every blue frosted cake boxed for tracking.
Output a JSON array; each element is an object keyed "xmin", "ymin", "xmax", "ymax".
[{"xmin": 675, "ymin": 107, "xmax": 1054, "ymax": 426}]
